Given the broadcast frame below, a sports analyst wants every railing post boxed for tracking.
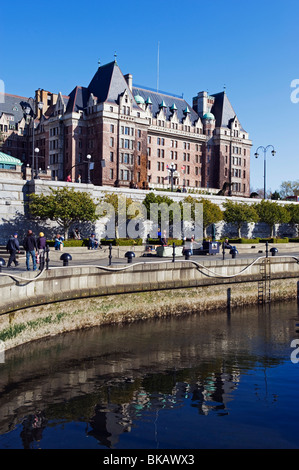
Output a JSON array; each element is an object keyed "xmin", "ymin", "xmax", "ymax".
[
  {"xmin": 172, "ymin": 242, "xmax": 175, "ymax": 263},
  {"xmin": 39, "ymin": 250, "xmax": 45, "ymax": 270},
  {"xmin": 109, "ymin": 243, "xmax": 112, "ymax": 266},
  {"xmin": 45, "ymin": 245, "xmax": 50, "ymax": 270}
]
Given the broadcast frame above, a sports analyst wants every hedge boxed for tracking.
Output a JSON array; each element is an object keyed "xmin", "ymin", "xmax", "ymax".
[
  {"xmin": 218, "ymin": 238, "xmax": 260, "ymax": 244},
  {"xmin": 99, "ymin": 238, "xmax": 143, "ymax": 246},
  {"xmin": 146, "ymin": 238, "xmax": 184, "ymax": 246},
  {"xmin": 258, "ymin": 238, "xmax": 289, "ymax": 243},
  {"xmin": 46, "ymin": 239, "xmax": 89, "ymax": 247}
]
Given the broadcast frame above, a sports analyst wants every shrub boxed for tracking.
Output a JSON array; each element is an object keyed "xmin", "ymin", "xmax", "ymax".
[
  {"xmin": 259, "ymin": 237, "xmax": 289, "ymax": 243},
  {"xmin": 46, "ymin": 239, "xmax": 89, "ymax": 247},
  {"xmin": 100, "ymin": 238, "xmax": 143, "ymax": 246},
  {"xmin": 146, "ymin": 238, "xmax": 184, "ymax": 246},
  {"xmin": 219, "ymin": 238, "xmax": 260, "ymax": 244}
]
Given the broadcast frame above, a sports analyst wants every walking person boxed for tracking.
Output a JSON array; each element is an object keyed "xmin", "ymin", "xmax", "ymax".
[
  {"xmin": 23, "ymin": 230, "xmax": 37, "ymax": 271},
  {"xmin": 6, "ymin": 233, "xmax": 20, "ymax": 268},
  {"xmin": 161, "ymin": 230, "xmax": 168, "ymax": 246},
  {"xmin": 37, "ymin": 232, "xmax": 47, "ymax": 266}
]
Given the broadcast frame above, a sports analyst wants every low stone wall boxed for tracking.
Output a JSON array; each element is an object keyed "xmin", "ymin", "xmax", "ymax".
[
  {"xmin": 0, "ymin": 177, "xmax": 298, "ymax": 243},
  {"xmin": 0, "ymin": 255, "xmax": 298, "ymax": 351}
]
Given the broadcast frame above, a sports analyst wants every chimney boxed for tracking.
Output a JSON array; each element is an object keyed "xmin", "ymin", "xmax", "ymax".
[
  {"xmin": 124, "ymin": 73, "xmax": 133, "ymax": 91},
  {"xmin": 193, "ymin": 91, "xmax": 208, "ymax": 118}
]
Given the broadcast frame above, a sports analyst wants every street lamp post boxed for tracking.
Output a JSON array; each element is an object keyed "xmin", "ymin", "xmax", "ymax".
[
  {"xmin": 254, "ymin": 145, "xmax": 276, "ymax": 199},
  {"xmin": 25, "ymin": 98, "xmax": 44, "ymax": 179},
  {"xmin": 67, "ymin": 154, "xmax": 92, "ymax": 183},
  {"xmin": 167, "ymin": 163, "xmax": 176, "ymax": 192},
  {"xmin": 86, "ymin": 154, "xmax": 91, "ymax": 184}
]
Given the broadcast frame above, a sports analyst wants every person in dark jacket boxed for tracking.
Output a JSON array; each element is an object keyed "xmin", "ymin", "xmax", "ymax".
[
  {"xmin": 6, "ymin": 233, "xmax": 20, "ymax": 268},
  {"xmin": 37, "ymin": 232, "xmax": 47, "ymax": 265},
  {"xmin": 23, "ymin": 230, "xmax": 37, "ymax": 271},
  {"xmin": 37, "ymin": 232, "xmax": 46, "ymax": 252}
]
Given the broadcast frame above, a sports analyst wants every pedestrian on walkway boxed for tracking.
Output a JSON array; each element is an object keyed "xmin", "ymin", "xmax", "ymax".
[
  {"xmin": 23, "ymin": 230, "xmax": 38, "ymax": 271},
  {"xmin": 37, "ymin": 232, "xmax": 47, "ymax": 264},
  {"xmin": 6, "ymin": 233, "xmax": 20, "ymax": 268}
]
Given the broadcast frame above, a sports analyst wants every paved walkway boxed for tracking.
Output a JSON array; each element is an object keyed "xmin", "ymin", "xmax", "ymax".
[{"xmin": 2, "ymin": 243, "xmax": 299, "ymax": 273}]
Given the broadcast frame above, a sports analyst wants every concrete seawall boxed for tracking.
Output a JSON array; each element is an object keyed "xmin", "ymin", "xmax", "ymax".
[{"xmin": 0, "ymin": 256, "xmax": 298, "ymax": 351}]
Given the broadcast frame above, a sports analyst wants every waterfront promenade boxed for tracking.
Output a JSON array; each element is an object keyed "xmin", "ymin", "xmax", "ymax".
[
  {"xmin": 2, "ymin": 242, "xmax": 299, "ymax": 272},
  {"xmin": 0, "ymin": 240, "xmax": 298, "ymax": 352}
]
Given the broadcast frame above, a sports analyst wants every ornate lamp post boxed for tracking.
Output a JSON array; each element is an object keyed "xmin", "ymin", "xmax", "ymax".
[
  {"xmin": 67, "ymin": 154, "xmax": 92, "ymax": 183},
  {"xmin": 86, "ymin": 154, "xmax": 92, "ymax": 184},
  {"xmin": 254, "ymin": 145, "xmax": 276, "ymax": 199},
  {"xmin": 167, "ymin": 163, "xmax": 176, "ymax": 192},
  {"xmin": 24, "ymin": 98, "xmax": 44, "ymax": 179}
]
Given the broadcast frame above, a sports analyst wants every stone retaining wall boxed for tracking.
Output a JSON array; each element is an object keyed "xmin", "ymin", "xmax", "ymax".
[{"xmin": 0, "ymin": 177, "xmax": 298, "ymax": 243}]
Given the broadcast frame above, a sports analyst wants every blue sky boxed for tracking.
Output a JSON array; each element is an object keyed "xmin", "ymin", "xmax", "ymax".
[{"xmin": 1, "ymin": 0, "xmax": 298, "ymax": 193}]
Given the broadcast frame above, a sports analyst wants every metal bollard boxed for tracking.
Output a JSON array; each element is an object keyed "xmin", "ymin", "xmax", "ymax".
[
  {"xmin": 125, "ymin": 251, "xmax": 135, "ymax": 263},
  {"xmin": 230, "ymin": 247, "xmax": 238, "ymax": 259},
  {"xmin": 60, "ymin": 253, "xmax": 72, "ymax": 266},
  {"xmin": 172, "ymin": 242, "xmax": 176, "ymax": 263},
  {"xmin": 270, "ymin": 247, "xmax": 278, "ymax": 257},
  {"xmin": 0, "ymin": 258, "xmax": 6, "ymax": 272}
]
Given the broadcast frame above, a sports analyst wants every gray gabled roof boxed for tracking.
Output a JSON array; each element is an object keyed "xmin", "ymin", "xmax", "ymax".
[
  {"xmin": 0, "ymin": 93, "xmax": 29, "ymax": 123},
  {"xmin": 211, "ymin": 92, "xmax": 246, "ymax": 131},
  {"xmin": 65, "ymin": 86, "xmax": 88, "ymax": 113},
  {"xmin": 88, "ymin": 61, "xmax": 139, "ymax": 108},
  {"xmin": 132, "ymin": 86, "xmax": 199, "ymax": 124}
]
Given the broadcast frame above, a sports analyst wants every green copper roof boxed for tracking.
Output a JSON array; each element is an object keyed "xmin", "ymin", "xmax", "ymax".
[
  {"xmin": 203, "ymin": 112, "xmax": 215, "ymax": 120},
  {"xmin": 183, "ymin": 106, "xmax": 190, "ymax": 114},
  {"xmin": 170, "ymin": 103, "xmax": 177, "ymax": 111},
  {"xmin": 159, "ymin": 100, "xmax": 167, "ymax": 108},
  {"xmin": 145, "ymin": 97, "xmax": 152, "ymax": 105},
  {"xmin": 0, "ymin": 152, "xmax": 22, "ymax": 165},
  {"xmin": 134, "ymin": 94, "xmax": 145, "ymax": 104}
]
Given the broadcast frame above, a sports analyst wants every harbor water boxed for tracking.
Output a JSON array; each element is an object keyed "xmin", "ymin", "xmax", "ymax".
[{"xmin": 0, "ymin": 300, "xmax": 299, "ymax": 449}]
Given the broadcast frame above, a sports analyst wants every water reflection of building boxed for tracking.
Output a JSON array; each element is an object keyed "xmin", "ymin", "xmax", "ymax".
[{"xmin": 88, "ymin": 370, "xmax": 240, "ymax": 448}]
